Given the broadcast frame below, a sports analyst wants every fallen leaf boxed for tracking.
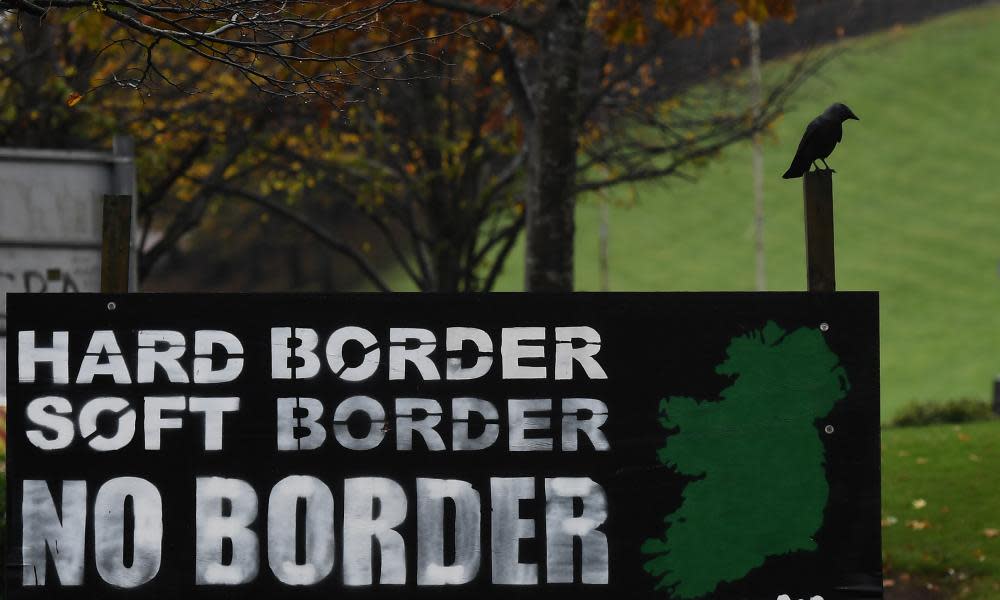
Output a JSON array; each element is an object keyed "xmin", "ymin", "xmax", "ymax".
[
  {"xmin": 912, "ymin": 499, "xmax": 927, "ymax": 510},
  {"xmin": 66, "ymin": 92, "xmax": 83, "ymax": 107},
  {"xmin": 957, "ymin": 432, "xmax": 971, "ymax": 442},
  {"xmin": 915, "ymin": 457, "xmax": 928, "ymax": 465},
  {"xmin": 969, "ymin": 454, "xmax": 981, "ymax": 462},
  {"xmin": 882, "ymin": 516, "xmax": 898, "ymax": 527},
  {"xmin": 984, "ymin": 529, "xmax": 999, "ymax": 539},
  {"xmin": 906, "ymin": 520, "xmax": 930, "ymax": 530}
]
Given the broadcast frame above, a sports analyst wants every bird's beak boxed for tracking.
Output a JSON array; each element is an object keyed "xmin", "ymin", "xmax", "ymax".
[{"xmin": 849, "ymin": 112, "xmax": 860, "ymax": 121}]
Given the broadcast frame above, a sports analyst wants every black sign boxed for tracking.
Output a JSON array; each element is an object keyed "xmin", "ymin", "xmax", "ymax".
[{"xmin": 5, "ymin": 293, "xmax": 881, "ymax": 600}]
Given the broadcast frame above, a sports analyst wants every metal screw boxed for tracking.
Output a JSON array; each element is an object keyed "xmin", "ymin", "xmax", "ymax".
[
  {"xmin": 107, "ymin": 301, "xmax": 117, "ymax": 311},
  {"xmin": 824, "ymin": 425, "xmax": 835, "ymax": 434},
  {"xmin": 820, "ymin": 322, "xmax": 829, "ymax": 332}
]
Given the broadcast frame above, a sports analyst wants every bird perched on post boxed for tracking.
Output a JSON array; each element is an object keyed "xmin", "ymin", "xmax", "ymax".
[{"xmin": 782, "ymin": 103, "xmax": 860, "ymax": 179}]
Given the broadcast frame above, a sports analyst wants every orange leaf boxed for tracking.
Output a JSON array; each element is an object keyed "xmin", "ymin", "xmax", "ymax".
[{"xmin": 66, "ymin": 92, "xmax": 83, "ymax": 107}]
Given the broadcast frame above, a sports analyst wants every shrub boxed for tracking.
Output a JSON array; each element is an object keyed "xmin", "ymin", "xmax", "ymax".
[{"xmin": 892, "ymin": 398, "xmax": 996, "ymax": 427}]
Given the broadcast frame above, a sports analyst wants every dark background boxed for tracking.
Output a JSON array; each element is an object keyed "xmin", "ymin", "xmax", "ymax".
[{"xmin": 6, "ymin": 292, "xmax": 880, "ymax": 599}]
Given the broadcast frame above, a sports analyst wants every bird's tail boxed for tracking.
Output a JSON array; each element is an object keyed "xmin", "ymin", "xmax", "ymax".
[{"xmin": 782, "ymin": 154, "xmax": 810, "ymax": 179}]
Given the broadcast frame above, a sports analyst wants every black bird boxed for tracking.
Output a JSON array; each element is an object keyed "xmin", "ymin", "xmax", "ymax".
[{"xmin": 782, "ymin": 103, "xmax": 860, "ymax": 179}]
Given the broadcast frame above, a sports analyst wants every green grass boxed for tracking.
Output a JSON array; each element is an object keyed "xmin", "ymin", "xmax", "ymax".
[
  {"xmin": 882, "ymin": 420, "xmax": 1000, "ymax": 598},
  {"xmin": 489, "ymin": 5, "xmax": 1000, "ymax": 420}
]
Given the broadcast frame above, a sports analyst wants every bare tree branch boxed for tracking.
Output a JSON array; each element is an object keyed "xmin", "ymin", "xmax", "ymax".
[
  {"xmin": 481, "ymin": 213, "xmax": 524, "ymax": 291},
  {"xmin": 1, "ymin": 0, "xmax": 470, "ymax": 99},
  {"xmin": 421, "ymin": 0, "xmax": 533, "ymax": 34},
  {"xmin": 221, "ymin": 186, "xmax": 393, "ymax": 292}
]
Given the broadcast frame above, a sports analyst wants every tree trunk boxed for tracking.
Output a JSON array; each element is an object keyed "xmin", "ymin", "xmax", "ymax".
[
  {"xmin": 431, "ymin": 241, "xmax": 463, "ymax": 292},
  {"xmin": 524, "ymin": 0, "xmax": 587, "ymax": 292},
  {"xmin": 16, "ymin": 15, "xmax": 55, "ymax": 148}
]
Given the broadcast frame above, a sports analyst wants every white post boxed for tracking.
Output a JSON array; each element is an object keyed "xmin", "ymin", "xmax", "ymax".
[{"xmin": 598, "ymin": 199, "xmax": 610, "ymax": 291}]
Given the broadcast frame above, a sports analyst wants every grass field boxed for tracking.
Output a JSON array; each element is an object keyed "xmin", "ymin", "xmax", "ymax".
[
  {"xmin": 489, "ymin": 4, "xmax": 1000, "ymax": 420},
  {"xmin": 882, "ymin": 420, "xmax": 1000, "ymax": 598}
]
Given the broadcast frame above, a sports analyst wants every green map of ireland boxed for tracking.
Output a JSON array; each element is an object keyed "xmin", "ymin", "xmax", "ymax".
[{"xmin": 642, "ymin": 321, "xmax": 850, "ymax": 599}]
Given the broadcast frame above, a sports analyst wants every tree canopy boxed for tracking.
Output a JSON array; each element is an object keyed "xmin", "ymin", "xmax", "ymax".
[
  {"xmin": 0, "ymin": 0, "xmax": 817, "ymax": 292},
  {"xmin": 0, "ymin": 0, "xmax": 456, "ymax": 98}
]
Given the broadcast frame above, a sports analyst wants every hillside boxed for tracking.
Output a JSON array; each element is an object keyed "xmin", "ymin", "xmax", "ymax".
[{"xmin": 490, "ymin": 4, "xmax": 1000, "ymax": 420}]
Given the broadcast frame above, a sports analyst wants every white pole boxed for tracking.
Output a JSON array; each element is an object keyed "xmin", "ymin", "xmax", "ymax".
[{"xmin": 598, "ymin": 199, "xmax": 610, "ymax": 291}]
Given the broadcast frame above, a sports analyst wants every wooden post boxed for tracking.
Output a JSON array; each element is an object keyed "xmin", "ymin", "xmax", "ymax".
[
  {"xmin": 101, "ymin": 194, "xmax": 132, "ymax": 293},
  {"xmin": 803, "ymin": 170, "xmax": 836, "ymax": 292},
  {"xmin": 111, "ymin": 134, "xmax": 138, "ymax": 290},
  {"xmin": 993, "ymin": 377, "xmax": 1000, "ymax": 416}
]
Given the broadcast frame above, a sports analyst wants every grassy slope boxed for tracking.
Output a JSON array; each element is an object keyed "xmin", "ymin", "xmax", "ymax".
[
  {"xmin": 489, "ymin": 5, "xmax": 1000, "ymax": 420},
  {"xmin": 882, "ymin": 420, "xmax": 1000, "ymax": 598}
]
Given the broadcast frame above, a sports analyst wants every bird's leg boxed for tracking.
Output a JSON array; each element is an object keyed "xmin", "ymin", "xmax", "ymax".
[
  {"xmin": 811, "ymin": 161, "xmax": 821, "ymax": 172},
  {"xmin": 820, "ymin": 158, "xmax": 835, "ymax": 173}
]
